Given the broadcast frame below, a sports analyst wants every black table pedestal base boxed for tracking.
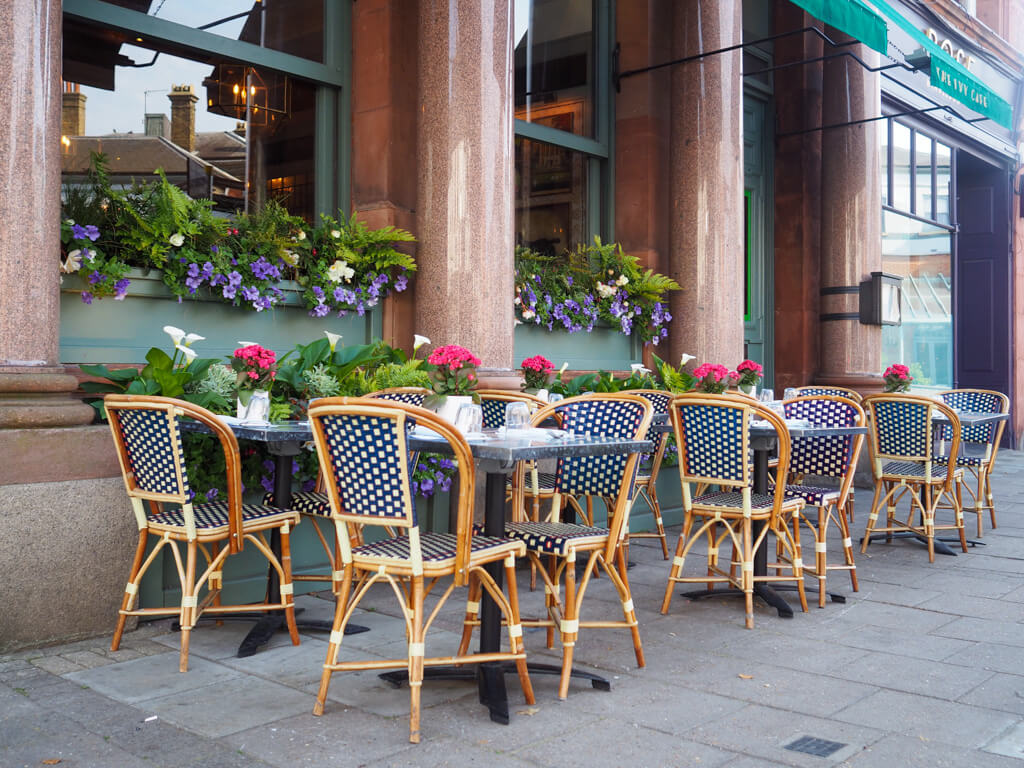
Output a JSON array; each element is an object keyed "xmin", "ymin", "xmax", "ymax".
[
  {"xmin": 681, "ymin": 584, "xmax": 796, "ymax": 619},
  {"xmin": 237, "ymin": 613, "xmax": 369, "ymax": 658},
  {"xmin": 862, "ymin": 532, "xmax": 964, "ymax": 556}
]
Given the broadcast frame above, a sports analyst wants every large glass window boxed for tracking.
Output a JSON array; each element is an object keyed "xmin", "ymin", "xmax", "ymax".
[{"xmin": 515, "ymin": 136, "xmax": 589, "ymax": 253}]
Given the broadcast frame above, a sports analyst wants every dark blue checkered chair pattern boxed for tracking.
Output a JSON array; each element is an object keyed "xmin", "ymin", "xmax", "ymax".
[
  {"xmin": 353, "ymin": 532, "xmax": 519, "ymax": 562},
  {"xmin": 795, "ymin": 386, "xmax": 861, "ymax": 402},
  {"xmin": 480, "ymin": 398, "xmax": 508, "ymax": 430},
  {"xmin": 784, "ymin": 398, "xmax": 857, "ymax": 478},
  {"xmin": 676, "ymin": 403, "xmax": 746, "ymax": 483},
  {"xmin": 318, "ymin": 412, "xmax": 416, "ymax": 525},
  {"xmin": 552, "ymin": 398, "xmax": 648, "ymax": 498},
  {"xmin": 263, "ymin": 491, "xmax": 330, "ymax": 517},
  {"xmin": 149, "ymin": 500, "xmax": 293, "ymax": 531},
  {"xmin": 872, "ymin": 400, "xmax": 930, "ymax": 459},
  {"xmin": 366, "ymin": 390, "xmax": 429, "ymax": 407},
  {"xmin": 938, "ymin": 390, "xmax": 1005, "ymax": 444},
  {"xmin": 115, "ymin": 407, "xmax": 191, "ymax": 497},
  {"xmin": 504, "ymin": 521, "xmax": 608, "ymax": 555},
  {"xmin": 633, "ymin": 390, "xmax": 673, "ymax": 451},
  {"xmin": 881, "ymin": 460, "xmax": 954, "ymax": 480}
]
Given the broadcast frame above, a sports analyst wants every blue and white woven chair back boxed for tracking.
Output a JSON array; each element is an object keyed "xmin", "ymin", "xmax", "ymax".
[
  {"xmin": 785, "ymin": 397, "xmax": 858, "ymax": 478},
  {"xmin": 938, "ymin": 390, "xmax": 1006, "ymax": 444},
  {"xmin": 795, "ymin": 386, "xmax": 860, "ymax": 402},
  {"xmin": 550, "ymin": 396, "xmax": 649, "ymax": 498},
  {"xmin": 871, "ymin": 398, "xmax": 931, "ymax": 461},
  {"xmin": 632, "ymin": 390, "xmax": 673, "ymax": 450},
  {"xmin": 366, "ymin": 389, "xmax": 429, "ymax": 407},
  {"xmin": 108, "ymin": 402, "xmax": 191, "ymax": 502},
  {"xmin": 672, "ymin": 398, "xmax": 749, "ymax": 487},
  {"xmin": 311, "ymin": 404, "xmax": 417, "ymax": 529},
  {"xmin": 480, "ymin": 398, "xmax": 509, "ymax": 430}
]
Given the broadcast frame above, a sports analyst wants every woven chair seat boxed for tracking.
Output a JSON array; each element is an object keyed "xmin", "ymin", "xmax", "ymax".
[
  {"xmin": 881, "ymin": 461, "xmax": 962, "ymax": 481},
  {"xmin": 776, "ymin": 484, "xmax": 840, "ymax": 507},
  {"xmin": 504, "ymin": 521, "xmax": 608, "ymax": 555},
  {"xmin": 352, "ymin": 532, "xmax": 523, "ymax": 565},
  {"xmin": 691, "ymin": 490, "xmax": 803, "ymax": 515},
  {"xmin": 509, "ymin": 471, "xmax": 558, "ymax": 493},
  {"xmin": 263, "ymin": 490, "xmax": 330, "ymax": 517},
  {"xmin": 148, "ymin": 500, "xmax": 298, "ymax": 533},
  {"xmin": 936, "ymin": 453, "xmax": 985, "ymax": 467}
]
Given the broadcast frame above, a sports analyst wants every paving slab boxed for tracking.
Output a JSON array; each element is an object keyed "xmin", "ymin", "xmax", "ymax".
[
  {"xmin": 845, "ymin": 732, "xmax": 1024, "ymax": 767},
  {"xmin": 958, "ymin": 672, "xmax": 1024, "ymax": 716}
]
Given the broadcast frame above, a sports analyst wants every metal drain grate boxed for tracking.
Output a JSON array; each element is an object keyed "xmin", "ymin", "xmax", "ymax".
[{"xmin": 784, "ymin": 736, "xmax": 847, "ymax": 758}]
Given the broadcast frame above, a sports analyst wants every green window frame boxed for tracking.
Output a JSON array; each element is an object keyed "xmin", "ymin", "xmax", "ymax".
[{"xmin": 61, "ymin": 0, "xmax": 351, "ymax": 217}]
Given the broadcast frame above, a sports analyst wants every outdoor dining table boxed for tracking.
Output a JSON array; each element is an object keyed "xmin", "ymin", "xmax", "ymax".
[{"xmin": 653, "ymin": 417, "xmax": 868, "ymax": 617}]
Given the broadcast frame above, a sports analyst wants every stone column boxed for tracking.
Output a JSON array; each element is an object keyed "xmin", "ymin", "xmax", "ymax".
[
  {"xmin": 415, "ymin": 0, "xmax": 516, "ymax": 385},
  {"xmin": 667, "ymin": 0, "xmax": 745, "ymax": 367},
  {"xmin": 817, "ymin": 33, "xmax": 883, "ymax": 390},
  {"xmin": 0, "ymin": 0, "xmax": 92, "ymax": 427}
]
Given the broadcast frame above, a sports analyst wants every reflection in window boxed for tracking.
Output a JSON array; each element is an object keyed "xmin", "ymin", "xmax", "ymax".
[
  {"xmin": 514, "ymin": 0, "xmax": 594, "ymax": 138},
  {"xmin": 936, "ymin": 142, "xmax": 952, "ymax": 225},
  {"xmin": 915, "ymin": 134, "xmax": 933, "ymax": 218},
  {"xmin": 891, "ymin": 122, "xmax": 911, "ymax": 211},
  {"xmin": 515, "ymin": 136, "xmax": 588, "ymax": 255},
  {"xmin": 880, "ymin": 210, "xmax": 953, "ymax": 389},
  {"xmin": 879, "ymin": 120, "xmax": 889, "ymax": 206}
]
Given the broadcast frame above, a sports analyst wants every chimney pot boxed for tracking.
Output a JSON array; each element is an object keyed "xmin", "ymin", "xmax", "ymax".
[{"xmin": 168, "ymin": 84, "xmax": 198, "ymax": 153}]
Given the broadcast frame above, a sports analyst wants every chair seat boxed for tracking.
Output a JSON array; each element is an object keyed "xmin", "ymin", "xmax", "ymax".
[
  {"xmin": 881, "ymin": 461, "xmax": 963, "ymax": 481},
  {"xmin": 691, "ymin": 490, "xmax": 803, "ymax": 515},
  {"xmin": 263, "ymin": 491, "xmax": 330, "ymax": 517},
  {"xmin": 936, "ymin": 453, "xmax": 985, "ymax": 468},
  {"xmin": 504, "ymin": 521, "xmax": 609, "ymax": 555},
  {"xmin": 510, "ymin": 471, "xmax": 558, "ymax": 494},
  {"xmin": 352, "ymin": 532, "xmax": 524, "ymax": 566},
  {"xmin": 149, "ymin": 501, "xmax": 299, "ymax": 534},
  {"xmin": 776, "ymin": 483, "xmax": 840, "ymax": 507}
]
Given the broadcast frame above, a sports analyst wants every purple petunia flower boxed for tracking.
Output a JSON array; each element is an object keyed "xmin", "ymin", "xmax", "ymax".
[
  {"xmin": 260, "ymin": 475, "xmax": 274, "ymax": 493},
  {"xmin": 81, "ymin": 291, "xmax": 93, "ymax": 305},
  {"xmin": 113, "ymin": 278, "xmax": 130, "ymax": 301},
  {"xmin": 241, "ymin": 285, "xmax": 259, "ymax": 301},
  {"xmin": 227, "ymin": 270, "xmax": 242, "ymax": 287},
  {"xmin": 394, "ymin": 274, "xmax": 408, "ymax": 291},
  {"xmin": 310, "ymin": 303, "xmax": 329, "ymax": 317},
  {"xmin": 84, "ymin": 224, "xmax": 100, "ymax": 241},
  {"xmin": 71, "ymin": 224, "xmax": 88, "ymax": 240},
  {"xmin": 222, "ymin": 285, "xmax": 237, "ymax": 299},
  {"xmin": 205, "ymin": 488, "xmax": 219, "ymax": 500},
  {"xmin": 210, "ymin": 245, "xmax": 219, "ymax": 253},
  {"xmin": 420, "ymin": 478, "xmax": 434, "ymax": 495}
]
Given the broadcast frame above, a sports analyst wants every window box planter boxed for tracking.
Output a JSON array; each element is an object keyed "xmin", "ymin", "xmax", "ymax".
[{"xmin": 513, "ymin": 322, "xmax": 643, "ymax": 372}]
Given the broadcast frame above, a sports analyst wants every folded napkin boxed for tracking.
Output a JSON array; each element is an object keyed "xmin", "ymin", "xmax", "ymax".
[{"xmin": 502, "ymin": 427, "xmax": 568, "ymax": 440}]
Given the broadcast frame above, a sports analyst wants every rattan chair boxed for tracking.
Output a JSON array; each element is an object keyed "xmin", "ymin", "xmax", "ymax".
[
  {"xmin": 308, "ymin": 398, "xmax": 533, "ymax": 743},
  {"xmin": 775, "ymin": 395, "xmax": 865, "ymax": 607},
  {"xmin": 626, "ymin": 390, "xmax": 674, "ymax": 559},
  {"xmin": 660, "ymin": 393, "xmax": 807, "ymax": 629},
  {"xmin": 365, "ymin": 387, "xmax": 433, "ymax": 406},
  {"xmin": 936, "ymin": 388, "xmax": 1008, "ymax": 537},
  {"xmin": 105, "ymin": 395, "xmax": 301, "ymax": 672},
  {"xmin": 458, "ymin": 393, "xmax": 653, "ymax": 699},
  {"xmin": 860, "ymin": 394, "xmax": 966, "ymax": 562},
  {"xmin": 794, "ymin": 385, "xmax": 863, "ymax": 403}
]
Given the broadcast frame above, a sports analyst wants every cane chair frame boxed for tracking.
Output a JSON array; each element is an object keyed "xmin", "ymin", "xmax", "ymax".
[
  {"xmin": 935, "ymin": 388, "xmax": 1008, "ymax": 537},
  {"xmin": 457, "ymin": 393, "xmax": 653, "ymax": 699},
  {"xmin": 307, "ymin": 398, "xmax": 533, "ymax": 743},
  {"xmin": 793, "ymin": 385, "xmax": 863, "ymax": 403},
  {"xmin": 660, "ymin": 393, "xmax": 807, "ymax": 629},
  {"xmin": 776, "ymin": 395, "xmax": 866, "ymax": 607},
  {"xmin": 860, "ymin": 393, "xmax": 966, "ymax": 563},
  {"xmin": 105, "ymin": 395, "xmax": 301, "ymax": 673},
  {"xmin": 624, "ymin": 390, "xmax": 674, "ymax": 559}
]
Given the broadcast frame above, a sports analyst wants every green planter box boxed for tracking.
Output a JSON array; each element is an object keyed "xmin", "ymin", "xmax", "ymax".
[
  {"xmin": 60, "ymin": 268, "xmax": 381, "ymax": 364},
  {"xmin": 514, "ymin": 322, "xmax": 642, "ymax": 371}
]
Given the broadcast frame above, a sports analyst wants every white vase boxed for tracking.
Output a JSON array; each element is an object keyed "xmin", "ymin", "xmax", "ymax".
[
  {"xmin": 237, "ymin": 390, "xmax": 271, "ymax": 422},
  {"xmin": 737, "ymin": 383, "xmax": 757, "ymax": 398},
  {"xmin": 433, "ymin": 394, "xmax": 473, "ymax": 425}
]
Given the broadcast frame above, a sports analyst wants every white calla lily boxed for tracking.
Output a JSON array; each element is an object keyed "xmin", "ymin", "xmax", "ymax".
[
  {"xmin": 238, "ymin": 340, "xmax": 260, "ymax": 348},
  {"xmin": 183, "ymin": 332, "xmax": 205, "ymax": 346},
  {"xmin": 680, "ymin": 353, "xmax": 696, "ymax": 366},
  {"xmin": 630, "ymin": 363, "xmax": 651, "ymax": 376},
  {"xmin": 558, "ymin": 362, "xmax": 569, "ymax": 376},
  {"xmin": 175, "ymin": 344, "xmax": 197, "ymax": 362},
  {"xmin": 413, "ymin": 334, "xmax": 431, "ymax": 352},
  {"xmin": 164, "ymin": 326, "xmax": 186, "ymax": 346},
  {"xmin": 324, "ymin": 331, "xmax": 342, "ymax": 351},
  {"xmin": 169, "ymin": 233, "xmax": 185, "ymax": 247}
]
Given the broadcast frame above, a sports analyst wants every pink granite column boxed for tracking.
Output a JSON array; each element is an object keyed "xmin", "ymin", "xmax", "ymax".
[
  {"xmin": 667, "ymin": 0, "xmax": 745, "ymax": 367},
  {"xmin": 817, "ymin": 34, "xmax": 883, "ymax": 390},
  {"xmin": 414, "ymin": 0, "xmax": 516, "ymax": 383},
  {"xmin": 0, "ymin": 0, "xmax": 92, "ymax": 427}
]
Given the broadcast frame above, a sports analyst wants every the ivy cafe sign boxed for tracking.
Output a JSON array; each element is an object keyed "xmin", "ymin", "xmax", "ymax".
[
  {"xmin": 924, "ymin": 28, "xmax": 976, "ymax": 70},
  {"xmin": 920, "ymin": 27, "xmax": 1013, "ymax": 130}
]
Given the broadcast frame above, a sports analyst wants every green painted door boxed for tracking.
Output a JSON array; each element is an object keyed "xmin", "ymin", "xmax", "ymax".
[{"xmin": 742, "ymin": 90, "xmax": 773, "ymax": 386}]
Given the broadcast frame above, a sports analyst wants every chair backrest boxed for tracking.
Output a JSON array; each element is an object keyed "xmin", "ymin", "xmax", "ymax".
[
  {"xmin": 531, "ymin": 393, "xmax": 653, "ymax": 556},
  {"xmin": 308, "ymin": 397, "xmax": 477, "ymax": 584},
  {"xmin": 628, "ymin": 389, "xmax": 674, "ymax": 482},
  {"xmin": 474, "ymin": 389, "xmax": 548, "ymax": 429},
  {"xmin": 365, "ymin": 387, "xmax": 432, "ymax": 407},
  {"xmin": 104, "ymin": 394, "xmax": 245, "ymax": 551},
  {"xmin": 936, "ymin": 388, "xmax": 1008, "ymax": 446},
  {"xmin": 669, "ymin": 392, "xmax": 792, "ymax": 516},
  {"xmin": 783, "ymin": 395, "xmax": 865, "ymax": 479},
  {"xmin": 862, "ymin": 393, "xmax": 960, "ymax": 485},
  {"xmin": 794, "ymin": 385, "xmax": 863, "ymax": 403}
]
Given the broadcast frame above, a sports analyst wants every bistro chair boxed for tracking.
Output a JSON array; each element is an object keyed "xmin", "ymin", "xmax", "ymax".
[
  {"xmin": 105, "ymin": 394, "xmax": 301, "ymax": 672},
  {"xmin": 660, "ymin": 393, "xmax": 807, "ymax": 629},
  {"xmin": 794, "ymin": 385, "xmax": 863, "ymax": 403},
  {"xmin": 775, "ymin": 395, "xmax": 866, "ymax": 607},
  {"xmin": 307, "ymin": 398, "xmax": 533, "ymax": 743},
  {"xmin": 936, "ymin": 388, "xmax": 1008, "ymax": 537},
  {"xmin": 366, "ymin": 387, "xmax": 433, "ymax": 406},
  {"xmin": 626, "ymin": 389, "xmax": 674, "ymax": 559},
  {"xmin": 458, "ymin": 393, "xmax": 653, "ymax": 699},
  {"xmin": 860, "ymin": 394, "xmax": 966, "ymax": 563}
]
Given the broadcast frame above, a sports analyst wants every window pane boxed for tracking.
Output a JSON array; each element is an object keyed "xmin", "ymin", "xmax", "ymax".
[
  {"xmin": 935, "ymin": 142, "xmax": 952, "ymax": 225},
  {"xmin": 514, "ymin": 0, "xmax": 594, "ymax": 139},
  {"xmin": 879, "ymin": 120, "xmax": 889, "ymax": 206},
  {"xmin": 880, "ymin": 210, "xmax": 953, "ymax": 390},
  {"xmin": 915, "ymin": 134, "xmax": 933, "ymax": 218},
  {"xmin": 891, "ymin": 122, "xmax": 911, "ymax": 211},
  {"xmin": 515, "ymin": 136, "xmax": 589, "ymax": 254}
]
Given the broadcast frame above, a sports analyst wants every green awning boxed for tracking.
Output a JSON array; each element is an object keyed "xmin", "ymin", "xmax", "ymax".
[
  {"xmin": 789, "ymin": 0, "xmax": 889, "ymax": 55},
  {"xmin": 866, "ymin": 0, "xmax": 1014, "ymax": 129}
]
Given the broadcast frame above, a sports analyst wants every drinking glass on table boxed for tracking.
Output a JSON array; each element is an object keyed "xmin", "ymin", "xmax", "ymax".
[
  {"xmin": 783, "ymin": 387, "xmax": 798, "ymax": 401},
  {"xmin": 758, "ymin": 388, "xmax": 774, "ymax": 403},
  {"xmin": 455, "ymin": 403, "xmax": 483, "ymax": 435},
  {"xmin": 547, "ymin": 393, "xmax": 564, "ymax": 403},
  {"xmin": 505, "ymin": 402, "xmax": 531, "ymax": 431}
]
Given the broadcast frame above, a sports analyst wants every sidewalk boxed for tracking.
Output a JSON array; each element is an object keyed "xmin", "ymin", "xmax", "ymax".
[{"xmin": 5, "ymin": 451, "xmax": 1024, "ymax": 767}]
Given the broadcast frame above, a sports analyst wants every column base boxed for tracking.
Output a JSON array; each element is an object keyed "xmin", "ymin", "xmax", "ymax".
[
  {"xmin": 0, "ymin": 371, "xmax": 95, "ymax": 428},
  {"xmin": 475, "ymin": 368, "xmax": 522, "ymax": 392}
]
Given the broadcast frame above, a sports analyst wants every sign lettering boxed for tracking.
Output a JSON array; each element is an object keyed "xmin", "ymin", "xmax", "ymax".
[{"xmin": 924, "ymin": 28, "xmax": 976, "ymax": 70}]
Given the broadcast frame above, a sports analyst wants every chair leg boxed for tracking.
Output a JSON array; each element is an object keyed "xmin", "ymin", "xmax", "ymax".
[
  {"xmin": 956, "ymin": 480, "xmax": 968, "ymax": 553},
  {"xmin": 503, "ymin": 557, "xmax": 535, "ymax": 705},
  {"xmin": 558, "ymin": 550, "xmax": 581, "ymax": 700},
  {"xmin": 741, "ymin": 518, "xmax": 754, "ymax": 630},
  {"xmin": 112, "ymin": 530, "xmax": 149, "ymax": 652},
  {"xmin": 456, "ymin": 572, "xmax": 481, "ymax": 658},
  {"xmin": 178, "ymin": 539, "xmax": 199, "ymax": 673},
  {"xmin": 984, "ymin": 467, "xmax": 997, "ymax": 530},
  {"xmin": 923, "ymin": 485, "xmax": 935, "ymax": 564},
  {"xmin": 861, "ymin": 481, "xmax": 884, "ymax": 554},
  {"xmin": 279, "ymin": 525, "xmax": 301, "ymax": 646},
  {"xmin": 313, "ymin": 566, "xmax": 354, "ymax": 717},
  {"xmin": 613, "ymin": 546, "xmax": 644, "ymax": 669},
  {"xmin": 545, "ymin": 555, "xmax": 558, "ymax": 649},
  {"xmin": 835, "ymin": 501, "xmax": 859, "ymax": 594},
  {"xmin": 407, "ymin": 576, "xmax": 425, "ymax": 744},
  {"xmin": 645, "ymin": 484, "xmax": 669, "ymax": 559},
  {"xmin": 815, "ymin": 507, "xmax": 827, "ymax": 609},
  {"xmin": 661, "ymin": 508, "xmax": 694, "ymax": 614}
]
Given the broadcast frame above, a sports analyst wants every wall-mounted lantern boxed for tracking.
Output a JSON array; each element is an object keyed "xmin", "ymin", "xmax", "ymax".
[{"xmin": 859, "ymin": 271, "xmax": 902, "ymax": 326}]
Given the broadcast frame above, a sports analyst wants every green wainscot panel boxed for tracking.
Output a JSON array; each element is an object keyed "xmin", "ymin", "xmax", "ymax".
[
  {"xmin": 60, "ymin": 269, "xmax": 381, "ymax": 364},
  {"xmin": 514, "ymin": 323, "xmax": 642, "ymax": 372}
]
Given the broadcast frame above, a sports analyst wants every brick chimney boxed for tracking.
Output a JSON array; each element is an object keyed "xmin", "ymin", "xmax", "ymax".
[
  {"xmin": 61, "ymin": 82, "xmax": 86, "ymax": 137},
  {"xmin": 168, "ymin": 84, "xmax": 197, "ymax": 152}
]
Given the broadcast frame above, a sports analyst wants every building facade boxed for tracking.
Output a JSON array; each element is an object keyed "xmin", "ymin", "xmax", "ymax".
[{"xmin": 0, "ymin": 0, "xmax": 1021, "ymax": 649}]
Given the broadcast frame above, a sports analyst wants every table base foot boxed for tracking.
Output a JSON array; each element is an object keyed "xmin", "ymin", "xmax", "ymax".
[
  {"xmin": 681, "ymin": 585, "xmax": 795, "ymax": 619},
  {"xmin": 237, "ymin": 614, "xmax": 369, "ymax": 658},
  {"xmin": 862, "ymin": 532, "xmax": 959, "ymax": 556}
]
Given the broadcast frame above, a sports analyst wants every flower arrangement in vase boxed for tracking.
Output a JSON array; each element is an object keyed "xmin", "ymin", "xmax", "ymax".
[
  {"xmin": 692, "ymin": 363, "xmax": 740, "ymax": 394},
  {"xmin": 882, "ymin": 363, "xmax": 913, "ymax": 393},
  {"xmin": 231, "ymin": 342, "xmax": 278, "ymax": 419},
  {"xmin": 520, "ymin": 355, "xmax": 555, "ymax": 395},
  {"xmin": 425, "ymin": 344, "xmax": 482, "ymax": 419},
  {"xmin": 735, "ymin": 359, "xmax": 763, "ymax": 397}
]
